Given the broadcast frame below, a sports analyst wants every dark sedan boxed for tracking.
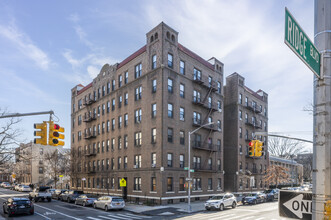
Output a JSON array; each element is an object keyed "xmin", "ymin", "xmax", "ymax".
[
  {"xmin": 75, "ymin": 194, "xmax": 98, "ymax": 206},
  {"xmin": 3, "ymin": 197, "xmax": 34, "ymax": 217},
  {"xmin": 60, "ymin": 190, "xmax": 84, "ymax": 203},
  {"xmin": 242, "ymin": 192, "xmax": 266, "ymax": 205}
]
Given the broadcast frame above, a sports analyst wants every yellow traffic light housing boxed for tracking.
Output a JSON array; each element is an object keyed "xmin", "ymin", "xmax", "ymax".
[
  {"xmin": 255, "ymin": 140, "xmax": 265, "ymax": 157},
  {"xmin": 49, "ymin": 121, "xmax": 65, "ymax": 146},
  {"xmin": 248, "ymin": 140, "xmax": 256, "ymax": 157},
  {"xmin": 34, "ymin": 121, "xmax": 48, "ymax": 145}
]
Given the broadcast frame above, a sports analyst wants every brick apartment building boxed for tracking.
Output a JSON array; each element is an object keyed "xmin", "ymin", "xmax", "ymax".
[
  {"xmin": 71, "ymin": 22, "xmax": 224, "ymax": 204},
  {"xmin": 224, "ymin": 73, "xmax": 269, "ymax": 192}
]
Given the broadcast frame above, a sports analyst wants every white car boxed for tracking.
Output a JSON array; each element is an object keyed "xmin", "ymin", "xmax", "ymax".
[
  {"xmin": 15, "ymin": 184, "xmax": 22, "ymax": 191},
  {"xmin": 19, "ymin": 185, "xmax": 31, "ymax": 192},
  {"xmin": 205, "ymin": 193, "xmax": 237, "ymax": 211},
  {"xmin": 1, "ymin": 182, "xmax": 10, "ymax": 187},
  {"xmin": 93, "ymin": 196, "xmax": 125, "ymax": 211}
]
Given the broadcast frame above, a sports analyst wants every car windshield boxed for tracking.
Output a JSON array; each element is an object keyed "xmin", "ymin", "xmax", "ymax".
[
  {"xmin": 86, "ymin": 194, "xmax": 98, "ymax": 198},
  {"xmin": 112, "ymin": 198, "xmax": 124, "ymax": 202},
  {"xmin": 265, "ymin": 190, "xmax": 272, "ymax": 193},
  {"xmin": 14, "ymin": 199, "xmax": 29, "ymax": 205},
  {"xmin": 210, "ymin": 195, "xmax": 224, "ymax": 200},
  {"xmin": 247, "ymin": 193, "xmax": 257, "ymax": 197}
]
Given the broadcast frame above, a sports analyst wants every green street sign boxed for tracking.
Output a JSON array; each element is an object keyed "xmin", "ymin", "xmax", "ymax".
[
  {"xmin": 190, "ymin": 169, "xmax": 195, "ymax": 173},
  {"xmin": 184, "ymin": 167, "xmax": 189, "ymax": 170},
  {"xmin": 285, "ymin": 8, "xmax": 320, "ymax": 77}
]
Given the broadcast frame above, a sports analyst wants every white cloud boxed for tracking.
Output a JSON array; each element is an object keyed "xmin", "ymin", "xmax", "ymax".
[
  {"xmin": 0, "ymin": 23, "xmax": 51, "ymax": 70},
  {"xmin": 87, "ymin": 65, "xmax": 100, "ymax": 78},
  {"xmin": 68, "ymin": 13, "xmax": 80, "ymax": 23}
]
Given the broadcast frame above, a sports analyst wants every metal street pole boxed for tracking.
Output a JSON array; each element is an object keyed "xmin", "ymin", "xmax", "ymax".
[
  {"xmin": 187, "ymin": 122, "xmax": 214, "ymax": 213},
  {"xmin": 313, "ymin": 1, "xmax": 331, "ymax": 219}
]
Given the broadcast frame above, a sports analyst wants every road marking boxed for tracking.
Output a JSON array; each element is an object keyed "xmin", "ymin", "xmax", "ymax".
[
  {"xmin": 255, "ymin": 218, "xmax": 265, "ymax": 220},
  {"xmin": 117, "ymin": 213, "xmax": 143, "ymax": 219},
  {"xmin": 34, "ymin": 203, "xmax": 83, "ymax": 220},
  {"xmin": 240, "ymin": 217, "xmax": 256, "ymax": 220},
  {"xmin": 209, "ymin": 214, "xmax": 236, "ymax": 220},
  {"xmin": 87, "ymin": 217, "xmax": 103, "ymax": 220},
  {"xmin": 107, "ymin": 214, "xmax": 130, "ymax": 220},
  {"xmin": 35, "ymin": 211, "xmax": 52, "ymax": 220},
  {"xmin": 98, "ymin": 216, "xmax": 117, "ymax": 220},
  {"xmin": 124, "ymin": 213, "xmax": 151, "ymax": 218}
]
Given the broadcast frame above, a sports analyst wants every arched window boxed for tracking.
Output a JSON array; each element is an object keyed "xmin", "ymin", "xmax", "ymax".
[
  {"xmin": 155, "ymin": 32, "xmax": 158, "ymax": 39},
  {"xmin": 150, "ymin": 35, "xmax": 154, "ymax": 42},
  {"xmin": 171, "ymin": 34, "xmax": 175, "ymax": 42},
  {"xmin": 166, "ymin": 31, "xmax": 170, "ymax": 39}
]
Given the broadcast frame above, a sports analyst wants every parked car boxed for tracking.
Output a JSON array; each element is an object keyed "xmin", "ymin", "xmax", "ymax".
[
  {"xmin": 60, "ymin": 190, "xmax": 84, "ymax": 203},
  {"xmin": 93, "ymin": 196, "xmax": 125, "ymax": 211},
  {"xmin": 204, "ymin": 193, "xmax": 237, "ymax": 211},
  {"xmin": 242, "ymin": 192, "xmax": 266, "ymax": 205},
  {"xmin": 19, "ymin": 185, "xmax": 32, "ymax": 192},
  {"xmin": 1, "ymin": 182, "xmax": 10, "ymax": 187},
  {"xmin": 52, "ymin": 189, "xmax": 68, "ymax": 200},
  {"xmin": 3, "ymin": 197, "xmax": 34, "ymax": 217},
  {"xmin": 29, "ymin": 187, "xmax": 52, "ymax": 202},
  {"xmin": 264, "ymin": 189, "xmax": 279, "ymax": 201},
  {"xmin": 15, "ymin": 184, "xmax": 22, "ymax": 191},
  {"xmin": 75, "ymin": 194, "xmax": 98, "ymax": 207},
  {"xmin": 3, "ymin": 183, "xmax": 12, "ymax": 189}
]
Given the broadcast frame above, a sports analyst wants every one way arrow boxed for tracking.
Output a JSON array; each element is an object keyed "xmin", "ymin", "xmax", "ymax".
[{"xmin": 283, "ymin": 194, "xmax": 312, "ymax": 219}]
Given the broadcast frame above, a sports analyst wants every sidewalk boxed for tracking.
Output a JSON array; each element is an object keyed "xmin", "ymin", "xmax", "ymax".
[{"xmin": 125, "ymin": 201, "xmax": 207, "ymax": 216}]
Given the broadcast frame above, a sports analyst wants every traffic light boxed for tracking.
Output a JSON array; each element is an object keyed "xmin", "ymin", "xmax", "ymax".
[
  {"xmin": 34, "ymin": 121, "xmax": 48, "ymax": 145},
  {"xmin": 49, "ymin": 121, "xmax": 65, "ymax": 146},
  {"xmin": 248, "ymin": 140, "xmax": 256, "ymax": 157},
  {"xmin": 255, "ymin": 140, "xmax": 265, "ymax": 157}
]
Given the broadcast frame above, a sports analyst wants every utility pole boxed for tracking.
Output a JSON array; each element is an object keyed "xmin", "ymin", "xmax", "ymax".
[{"xmin": 313, "ymin": 1, "xmax": 331, "ymax": 219}]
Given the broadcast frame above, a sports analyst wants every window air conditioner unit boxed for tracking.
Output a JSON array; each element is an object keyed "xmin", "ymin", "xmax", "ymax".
[
  {"xmin": 133, "ymin": 165, "xmax": 138, "ymax": 169},
  {"xmin": 151, "ymin": 164, "xmax": 156, "ymax": 168}
]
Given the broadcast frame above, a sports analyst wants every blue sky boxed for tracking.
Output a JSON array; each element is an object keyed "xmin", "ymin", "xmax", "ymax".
[{"xmin": 0, "ymin": 0, "xmax": 314, "ymax": 150}]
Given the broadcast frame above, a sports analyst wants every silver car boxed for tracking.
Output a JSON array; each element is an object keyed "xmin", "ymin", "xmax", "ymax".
[
  {"xmin": 93, "ymin": 196, "xmax": 125, "ymax": 211},
  {"xmin": 205, "ymin": 193, "xmax": 237, "ymax": 211}
]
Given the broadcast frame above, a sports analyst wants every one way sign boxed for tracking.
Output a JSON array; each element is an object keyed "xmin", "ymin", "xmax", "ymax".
[{"xmin": 279, "ymin": 190, "xmax": 312, "ymax": 220}]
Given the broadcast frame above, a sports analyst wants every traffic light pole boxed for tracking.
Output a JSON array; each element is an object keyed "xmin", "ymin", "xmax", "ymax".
[
  {"xmin": 313, "ymin": 1, "xmax": 331, "ymax": 219},
  {"xmin": 0, "ymin": 110, "xmax": 54, "ymax": 119}
]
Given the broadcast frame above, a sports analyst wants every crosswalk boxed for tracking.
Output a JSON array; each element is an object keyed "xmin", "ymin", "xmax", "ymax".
[
  {"xmin": 85, "ymin": 212, "xmax": 152, "ymax": 220},
  {"xmin": 178, "ymin": 211, "xmax": 287, "ymax": 220}
]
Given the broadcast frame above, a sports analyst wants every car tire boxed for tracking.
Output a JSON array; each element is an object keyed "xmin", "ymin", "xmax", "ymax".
[
  {"xmin": 34, "ymin": 197, "xmax": 39, "ymax": 203},
  {"xmin": 75, "ymin": 200, "xmax": 78, "ymax": 205},
  {"xmin": 205, "ymin": 207, "xmax": 210, "ymax": 211},
  {"xmin": 93, "ymin": 203, "xmax": 97, "ymax": 209},
  {"xmin": 3, "ymin": 207, "xmax": 6, "ymax": 214},
  {"xmin": 83, "ymin": 202, "xmax": 86, "ymax": 207},
  {"xmin": 253, "ymin": 200, "xmax": 257, "ymax": 205},
  {"xmin": 67, "ymin": 198, "xmax": 71, "ymax": 203},
  {"xmin": 219, "ymin": 204, "xmax": 224, "ymax": 211},
  {"xmin": 232, "ymin": 202, "xmax": 237, "ymax": 208},
  {"xmin": 47, "ymin": 198, "xmax": 51, "ymax": 202},
  {"xmin": 105, "ymin": 206, "xmax": 108, "ymax": 212}
]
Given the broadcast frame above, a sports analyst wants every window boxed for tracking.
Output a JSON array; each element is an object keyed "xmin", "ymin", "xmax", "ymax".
[
  {"xmin": 107, "ymin": 101, "xmax": 110, "ymax": 113},
  {"xmin": 245, "ymin": 113, "xmax": 248, "ymax": 123},
  {"xmin": 239, "ymin": 94, "xmax": 242, "ymax": 104},
  {"xmin": 179, "ymin": 177, "xmax": 185, "ymax": 191},
  {"xmin": 111, "ymin": 138, "xmax": 115, "ymax": 151},
  {"xmin": 118, "ymin": 116, "xmax": 122, "ymax": 129},
  {"xmin": 107, "ymin": 82, "xmax": 111, "ymax": 94},
  {"xmin": 193, "ymin": 178, "xmax": 201, "ymax": 190},
  {"xmin": 193, "ymin": 156, "xmax": 201, "ymax": 169},
  {"xmin": 167, "ymin": 153, "xmax": 173, "ymax": 167},
  {"xmin": 124, "ymin": 135, "xmax": 128, "ymax": 149},
  {"xmin": 193, "ymin": 112, "xmax": 201, "ymax": 124},
  {"xmin": 152, "ymin": 79, "xmax": 157, "ymax": 93},
  {"xmin": 151, "ymin": 153, "xmax": 156, "ymax": 166},
  {"xmin": 179, "ymin": 107, "xmax": 185, "ymax": 121},
  {"xmin": 208, "ymin": 178, "xmax": 213, "ymax": 190},
  {"xmin": 218, "ymin": 159, "xmax": 221, "ymax": 170},
  {"xmin": 135, "ymin": 86, "xmax": 142, "ymax": 101},
  {"xmin": 124, "ymin": 156, "xmax": 127, "ymax": 169},
  {"xmin": 217, "ymin": 120, "xmax": 221, "ymax": 131},
  {"xmin": 106, "ymin": 140, "xmax": 110, "ymax": 152},
  {"xmin": 111, "ymin": 158, "xmax": 115, "ymax": 170},
  {"xmin": 239, "ymin": 145, "xmax": 242, "ymax": 154},
  {"xmin": 179, "ymin": 84, "xmax": 185, "ymax": 98},
  {"xmin": 245, "ymin": 97, "xmax": 248, "ymax": 106},
  {"xmin": 97, "ymin": 124, "xmax": 100, "ymax": 135},
  {"xmin": 135, "ymin": 63, "xmax": 142, "ymax": 79},
  {"xmin": 179, "ymin": 155, "xmax": 184, "ymax": 168},
  {"xmin": 168, "ymin": 53, "xmax": 173, "ymax": 68},
  {"xmin": 134, "ymin": 177, "xmax": 142, "ymax": 191},
  {"xmin": 106, "ymin": 159, "xmax": 109, "ymax": 170},
  {"xmin": 151, "ymin": 177, "xmax": 156, "ymax": 192},
  {"xmin": 118, "ymin": 157, "xmax": 121, "ymax": 169},
  {"xmin": 125, "ymin": 71, "xmax": 128, "ymax": 84},
  {"xmin": 208, "ymin": 76, "xmax": 212, "ymax": 88},
  {"xmin": 167, "ymin": 177, "xmax": 173, "ymax": 191},
  {"xmin": 124, "ymin": 93, "xmax": 128, "ymax": 105},
  {"xmin": 218, "ymin": 101, "xmax": 222, "ymax": 112},
  {"xmin": 98, "ymin": 88, "xmax": 101, "ymax": 99},
  {"xmin": 134, "ymin": 132, "xmax": 142, "ymax": 146},
  {"xmin": 208, "ymin": 96, "xmax": 212, "ymax": 108},
  {"xmin": 39, "ymin": 167, "xmax": 43, "ymax": 174},
  {"xmin": 152, "ymin": 104, "xmax": 156, "ymax": 118},
  {"xmin": 168, "ymin": 128, "xmax": 173, "ymax": 143},
  {"xmin": 135, "ymin": 109, "xmax": 142, "ymax": 123},
  {"xmin": 217, "ymin": 81, "xmax": 221, "ymax": 93},
  {"xmin": 151, "ymin": 128, "xmax": 156, "ymax": 143},
  {"xmin": 98, "ymin": 106, "xmax": 101, "ymax": 116},
  {"xmin": 107, "ymin": 120, "xmax": 110, "ymax": 132},
  {"xmin": 118, "ymin": 136, "xmax": 122, "ymax": 149},
  {"xmin": 112, "ymin": 119, "xmax": 115, "ymax": 130},
  {"xmin": 118, "ymin": 75, "xmax": 122, "ymax": 88},
  {"xmin": 123, "ymin": 113, "xmax": 128, "ymax": 127},
  {"xmin": 180, "ymin": 130, "xmax": 185, "ymax": 145},
  {"xmin": 239, "ymin": 127, "xmax": 242, "ymax": 138},
  {"xmin": 208, "ymin": 158, "xmax": 212, "ymax": 170},
  {"xmin": 168, "ymin": 103, "xmax": 173, "ymax": 118},
  {"xmin": 112, "ymin": 80, "xmax": 116, "ymax": 91},
  {"xmin": 168, "ymin": 78, "xmax": 173, "ymax": 93},
  {"xmin": 193, "ymin": 90, "xmax": 201, "ymax": 102},
  {"xmin": 112, "ymin": 98, "xmax": 115, "ymax": 111},
  {"xmin": 180, "ymin": 60, "xmax": 185, "ymax": 75},
  {"xmin": 152, "ymin": 55, "xmax": 157, "ymax": 69},
  {"xmin": 193, "ymin": 68, "xmax": 201, "ymax": 80},
  {"xmin": 118, "ymin": 96, "xmax": 122, "ymax": 108},
  {"xmin": 239, "ymin": 110, "xmax": 242, "ymax": 120},
  {"xmin": 134, "ymin": 155, "xmax": 141, "ymax": 168},
  {"xmin": 217, "ymin": 178, "xmax": 222, "ymax": 190}
]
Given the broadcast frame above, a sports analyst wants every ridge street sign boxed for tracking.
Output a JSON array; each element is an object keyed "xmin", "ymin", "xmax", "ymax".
[
  {"xmin": 285, "ymin": 8, "xmax": 321, "ymax": 77},
  {"xmin": 279, "ymin": 190, "xmax": 312, "ymax": 219}
]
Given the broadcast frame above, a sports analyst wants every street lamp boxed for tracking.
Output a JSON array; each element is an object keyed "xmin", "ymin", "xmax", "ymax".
[{"xmin": 187, "ymin": 121, "xmax": 214, "ymax": 213}]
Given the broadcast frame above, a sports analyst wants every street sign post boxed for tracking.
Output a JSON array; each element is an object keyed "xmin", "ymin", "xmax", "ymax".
[
  {"xmin": 285, "ymin": 8, "xmax": 321, "ymax": 77},
  {"xmin": 279, "ymin": 190, "xmax": 312, "ymax": 220}
]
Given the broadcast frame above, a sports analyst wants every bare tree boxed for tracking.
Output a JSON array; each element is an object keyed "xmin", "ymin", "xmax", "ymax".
[
  {"xmin": 264, "ymin": 165, "xmax": 290, "ymax": 188},
  {"xmin": 268, "ymin": 136, "xmax": 307, "ymax": 159}
]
